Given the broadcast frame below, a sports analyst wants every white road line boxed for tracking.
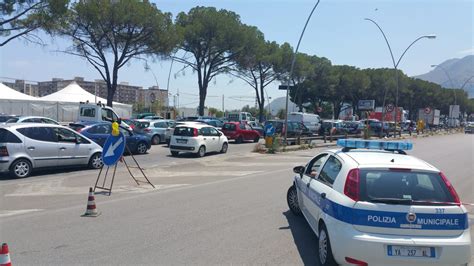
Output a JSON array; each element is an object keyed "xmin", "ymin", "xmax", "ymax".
[
  {"xmin": 5, "ymin": 180, "xmax": 190, "ymax": 197},
  {"xmin": 0, "ymin": 209, "xmax": 44, "ymax": 218}
]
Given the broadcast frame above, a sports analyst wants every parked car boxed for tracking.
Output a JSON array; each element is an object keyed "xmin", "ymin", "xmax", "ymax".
[
  {"xmin": 169, "ymin": 124, "xmax": 228, "ymax": 157},
  {"xmin": 133, "ymin": 119, "xmax": 175, "ymax": 145},
  {"xmin": 288, "ymin": 112, "xmax": 321, "ymax": 134},
  {"xmin": 264, "ymin": 120, "xmax": 312, "ymax": 138},
  {"xmin": 359, "ymin": 119, "xmax": 389, "ymax": 135},
  {"xmin": 318, "ymin": 120, "xmax": 344, "ymax": 136},
  {"xmin": 221, "ymin": 122, "xmax": 261, "ymax": 143},
  {"xmin": 134, "ymin": 112, "xmax": 155, "ymax": 119},
  {"xmin": 143, "ymin": 115, "xmax": 164, "ymax": 120},
  {"xmin": 5, "ymin": 116, "xmax": 59, "ymax": 125},
  {"xmin": 196, "ymin": 119, "xmax": 224, "ymax": 129},
  {"xmin": 76, "ymin": 122, "xmax": 151, "ymax": 154},
  {"xmin": 341, "ymin": 121, "xmax": 364, "ymax": 134},
  {"xmin": 0, "ymin": 114, "xmax": 19, "ymax": 124},
  {"xmin": 287, "ymin": 139, "xmax": 470, "ymax": 266},
  {"xmin": 247, "ymin": 121, "xmax": 264, "ymax": 136},
  {"xmin": 464, "ymin": 122, "xmax": 474, "ymax": 134},
  {"xmin": 0, "ymin": 123, "xmax": 103, "ymax": 178}
]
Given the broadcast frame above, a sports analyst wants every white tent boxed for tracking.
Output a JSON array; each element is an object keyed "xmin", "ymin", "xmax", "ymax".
[
  {"xmin": 40, "ymin": 82, "xmax": 132, "ymax": 119},
  {"xmin": 1, "ymin": 82, "xmax": 132, "ymax": 121},
  {"xmin": 0, "ymin": 83, "xmax": 59, "ymax": 118}
]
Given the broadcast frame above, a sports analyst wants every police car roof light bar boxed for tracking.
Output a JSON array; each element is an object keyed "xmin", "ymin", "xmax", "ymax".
[{"xmin": 337, "ymin": 139, "xmax": 413, "ymax": 151}]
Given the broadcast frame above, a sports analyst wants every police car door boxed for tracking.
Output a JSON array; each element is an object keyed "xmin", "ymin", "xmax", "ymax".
[
  {"xmin": 307, "ymin": 155, "xmax": 343, "ymax": 229},
  {"xmin": 297, "ymin": 153, "xmax": 329, "ymax": 230}
]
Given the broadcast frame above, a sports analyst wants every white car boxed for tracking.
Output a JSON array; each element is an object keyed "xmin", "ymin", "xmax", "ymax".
[
  {"xmin": 169, "ymin": 124, "xmax": 228, "ymax": 157},
  {"xmin": 286, "ymin": 139, "xmax": 471, "ymax": 266}
]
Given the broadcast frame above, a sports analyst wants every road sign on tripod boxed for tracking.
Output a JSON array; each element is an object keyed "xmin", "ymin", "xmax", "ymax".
[{"xmin": 102, "ymin": 132, "xmax": 126, "ymax": 166}]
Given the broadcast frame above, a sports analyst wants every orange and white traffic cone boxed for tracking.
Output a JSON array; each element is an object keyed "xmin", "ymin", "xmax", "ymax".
[
  {"xmin": 82, "ymin": 187, "xmax": 100, "ymax": 217},
  {"xmin": 0, "ymin": 243, "xmax": 11, "ymax": 266}
]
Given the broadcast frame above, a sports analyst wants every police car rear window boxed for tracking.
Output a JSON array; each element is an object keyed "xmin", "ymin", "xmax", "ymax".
[{"xmin": 359, "ymin": 170, "xmax": 455, "ymax": 205}]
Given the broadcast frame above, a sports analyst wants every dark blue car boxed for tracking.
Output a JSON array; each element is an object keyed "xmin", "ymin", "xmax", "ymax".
[{"xmin": 75, "ymin": 122, "xmax": 151, "ymax": 154}]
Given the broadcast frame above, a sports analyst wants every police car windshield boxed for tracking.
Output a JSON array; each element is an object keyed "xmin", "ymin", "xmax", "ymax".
[{"xmin": 360, "ymin": 169, "xmax": 456, "ymax": 205}]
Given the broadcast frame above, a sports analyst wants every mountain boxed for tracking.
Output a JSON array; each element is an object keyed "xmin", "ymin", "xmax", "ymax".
[
  {"xmin": 265, "ymin": 96, "xmax": 299, "ymax": 116},
  {"xmin": 415, "ymin": 55, "xmax": 474, "ymax": 97}
]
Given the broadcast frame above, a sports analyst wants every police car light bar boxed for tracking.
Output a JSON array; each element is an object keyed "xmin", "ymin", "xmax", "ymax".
[{"xmin": 337, "ymin": 139, "xmax": 413, "ymax": 151}]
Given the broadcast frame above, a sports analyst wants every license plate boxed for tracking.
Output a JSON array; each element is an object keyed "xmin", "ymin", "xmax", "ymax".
[
  {"xmin": 387, "ymin": 245, "xmax": 435, "ymax": 258},
  {"xmin": 176, "ymin": 139, "xmax": 187, "ymax": 144}
]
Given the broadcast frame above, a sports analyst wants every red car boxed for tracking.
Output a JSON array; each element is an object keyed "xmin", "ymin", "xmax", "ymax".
[{"xmin": 221, "ymin": 122, "xmax": 261, "ymax": 143}]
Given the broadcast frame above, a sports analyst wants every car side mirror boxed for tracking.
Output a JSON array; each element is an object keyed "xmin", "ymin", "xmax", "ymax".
[{"xmin": 293, "ymin": 165, "xmax": 305, "ymax": 177}]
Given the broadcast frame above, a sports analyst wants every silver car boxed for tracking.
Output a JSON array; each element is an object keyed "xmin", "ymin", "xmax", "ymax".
[
  {"xmin": 5, "ymin": 116, "xmax": 59, "ymax": 125},
  {"xmin": 134, "ymin": 119, "xmax": 175, "ymax": 145},
  {"xmin": 0, "ymin": 124, "xmax": 103, "ymax": 178}
]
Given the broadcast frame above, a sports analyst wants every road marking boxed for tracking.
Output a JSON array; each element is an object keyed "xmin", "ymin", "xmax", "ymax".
[
  {"xmin": 5, "ymin": 179, "xmax": 190, "ymax": 197},
  {"xmin": 0, "ymin": 209, "xmax": 44, "ymax": 218}
]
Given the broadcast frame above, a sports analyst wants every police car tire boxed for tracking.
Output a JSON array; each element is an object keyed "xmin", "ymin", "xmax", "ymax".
[
  {"xmin": 317, "ymin": 224, "xmax": 337, "ymax": 266},
  {"xmin": 287, "ymin": 185, "xmax": 302, "ymax": 216}
]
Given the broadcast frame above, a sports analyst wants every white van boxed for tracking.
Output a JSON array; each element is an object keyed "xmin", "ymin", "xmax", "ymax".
[
  {"xmin": 227, "ymin": 112, "xmax": 254, "ymax": 123},
  {"xmin": 76, "ymin": 102, "xmax": 131, "ymax": 130},
  {"xmin": 288, "ymin": 112, "xmax": 321, "ymax": 133}
]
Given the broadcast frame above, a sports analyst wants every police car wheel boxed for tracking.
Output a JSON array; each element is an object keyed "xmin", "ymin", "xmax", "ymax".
[
  {"xmin": 317, "ymin": 224, "xmax": 337, "ymax": 266},
  {"xmin": 287, "ymin": 185, "xmax": 301, "ymax": 216}
]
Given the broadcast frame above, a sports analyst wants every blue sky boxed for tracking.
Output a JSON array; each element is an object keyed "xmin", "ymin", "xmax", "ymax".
[{"xmin": 1, "ymin": 0, "xmax": 472, "ymax": 110}]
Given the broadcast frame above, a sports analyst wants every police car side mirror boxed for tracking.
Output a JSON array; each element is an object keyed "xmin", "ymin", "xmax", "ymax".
[{"xmin": 293, "ymin": 166, "xmax": 305, "ymax": 177}]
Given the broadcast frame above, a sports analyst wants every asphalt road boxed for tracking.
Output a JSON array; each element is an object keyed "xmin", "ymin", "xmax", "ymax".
[{"xmin": 0, "ymin": 133, "xmax": 472, "ymax": 265}]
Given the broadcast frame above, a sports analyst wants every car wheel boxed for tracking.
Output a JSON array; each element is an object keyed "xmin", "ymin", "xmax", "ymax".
[
  {"xmin": 287, "ymin": 185, "xmax": 301, "ymax": 216},
  {"xmin": 253, "ymin": 136, "xmax": 260, "ymax": 143},
  {"xmin": 171, "ymin": 151, "xmax": 179, "ymax": 157},
  {"xmin": 10, "ymin": 158, "xmax": 32, "ymax": 178},
  {"xmin": 88, "ymin": 152, "xmax": 103, "ymax": 169},
  {"xmin": 136, "ymin": 142, "xmax": 148, "ymax": 154},
  {"xmin": 317, "ymin": 224, "xmax": 337, "ymax": 266},
  {"xmin": 197, "ymin": 145, "xmax": 206, "ymax": 157},
  {"xmin": 236, "ymin": 136, "xmax": 243, "ymax": 144},
  {"xmin": 151, "ymin": 135, "xmax": 161, "ymax": 145},
  {"xmin": 220, "ymin": 142, "xmax": 228, "ymax": 153}
]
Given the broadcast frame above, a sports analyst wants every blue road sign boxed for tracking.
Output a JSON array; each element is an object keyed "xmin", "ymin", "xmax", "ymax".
[
  {"xmin": 102, "ymin": 132, "xmax": 126, "ymax": 166},
  {"xmin": 265, "ymin": 124, "xmax": 275, "ymax": 137}
]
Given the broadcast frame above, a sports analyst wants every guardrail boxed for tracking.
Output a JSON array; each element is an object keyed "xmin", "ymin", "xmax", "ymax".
[{"xmin": 285, "ymin": 133, "xmax": 362, "ymax": 145}]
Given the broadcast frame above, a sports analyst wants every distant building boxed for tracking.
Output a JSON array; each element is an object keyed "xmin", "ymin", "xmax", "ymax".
[{"xmin": 2, "ymin": 77, "xmax": 169, "ymax": 109}]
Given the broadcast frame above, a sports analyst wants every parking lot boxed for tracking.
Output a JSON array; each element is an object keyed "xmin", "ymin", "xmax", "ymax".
[{"xmin": 0, "ymin": 133, "xmax": 472, "ymax": 264}]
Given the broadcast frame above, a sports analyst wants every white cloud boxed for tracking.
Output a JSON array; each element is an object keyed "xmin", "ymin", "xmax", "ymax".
[{"xmin": 458, "ymin": 47, "xmax": 474, "ymax": 55}]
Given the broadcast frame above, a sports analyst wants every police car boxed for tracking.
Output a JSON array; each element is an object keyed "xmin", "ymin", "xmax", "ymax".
[{"xmin": 286, "ymin": 139, "xmax": 471, "ymax": 266}]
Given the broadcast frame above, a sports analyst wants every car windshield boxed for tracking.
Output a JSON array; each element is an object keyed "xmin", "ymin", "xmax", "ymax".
[{"xmin": 360, "ymin": 169, "xmax": 456, "ymax": 205}]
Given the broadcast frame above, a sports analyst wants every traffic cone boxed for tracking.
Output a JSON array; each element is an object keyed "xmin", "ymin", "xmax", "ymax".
[
  {"xmin": 0, "ymin": 243, "xmax": 11, "ymax": 266},
  {"xmin": 82, "ymin": 187, "xmax": 100, "ymax": 217}
]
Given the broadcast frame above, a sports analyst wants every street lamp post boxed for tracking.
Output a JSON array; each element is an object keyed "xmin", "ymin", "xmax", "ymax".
[
  {"xmin": 283, "ymin": 0, "xmax": 321, "ymax": 145},
  {"xmin": 365, "ymin": 18, "xmax": 436, "ymax": 137}
]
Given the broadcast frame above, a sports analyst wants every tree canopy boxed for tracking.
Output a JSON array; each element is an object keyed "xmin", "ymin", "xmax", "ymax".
[
  {"xmin": 56, "ymin": 0, "xmax": 176, "ymax": 106},
  {"xmin": 174, "ymin": 6, "xmax": 254, "ymax": 116},
  {"xmin": 0, "ymin": 0, "xmax": 68, "ymax": 47}
]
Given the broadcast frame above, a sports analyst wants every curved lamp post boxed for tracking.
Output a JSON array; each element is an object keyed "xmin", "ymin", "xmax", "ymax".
[
  {"xmin": 283, "ymin": 0, "xmax": 321, "ymax": 145},
  {"xmin": 365, "ymin": 18, "xmax": 435, "ymax": 136}
]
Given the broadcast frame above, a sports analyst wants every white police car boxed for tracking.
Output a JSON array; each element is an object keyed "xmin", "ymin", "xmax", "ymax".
[{"xmin": 286, "ymin": 139, "xmax": 471, "ymax": 266}]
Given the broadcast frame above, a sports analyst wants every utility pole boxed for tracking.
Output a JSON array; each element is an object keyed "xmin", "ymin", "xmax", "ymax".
[{"xmin": 222, "ymin": 94, "xmax": 225, "ymax": 114}]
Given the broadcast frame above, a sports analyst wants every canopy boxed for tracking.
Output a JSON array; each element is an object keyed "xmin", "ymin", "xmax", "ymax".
[
  {"xmin": 0, "ymin": 82, "xmax": 42, "ymax": 100},
  {"xmin": 40, "ymin": 82, "xmax": 132, "ymax": 118}
]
